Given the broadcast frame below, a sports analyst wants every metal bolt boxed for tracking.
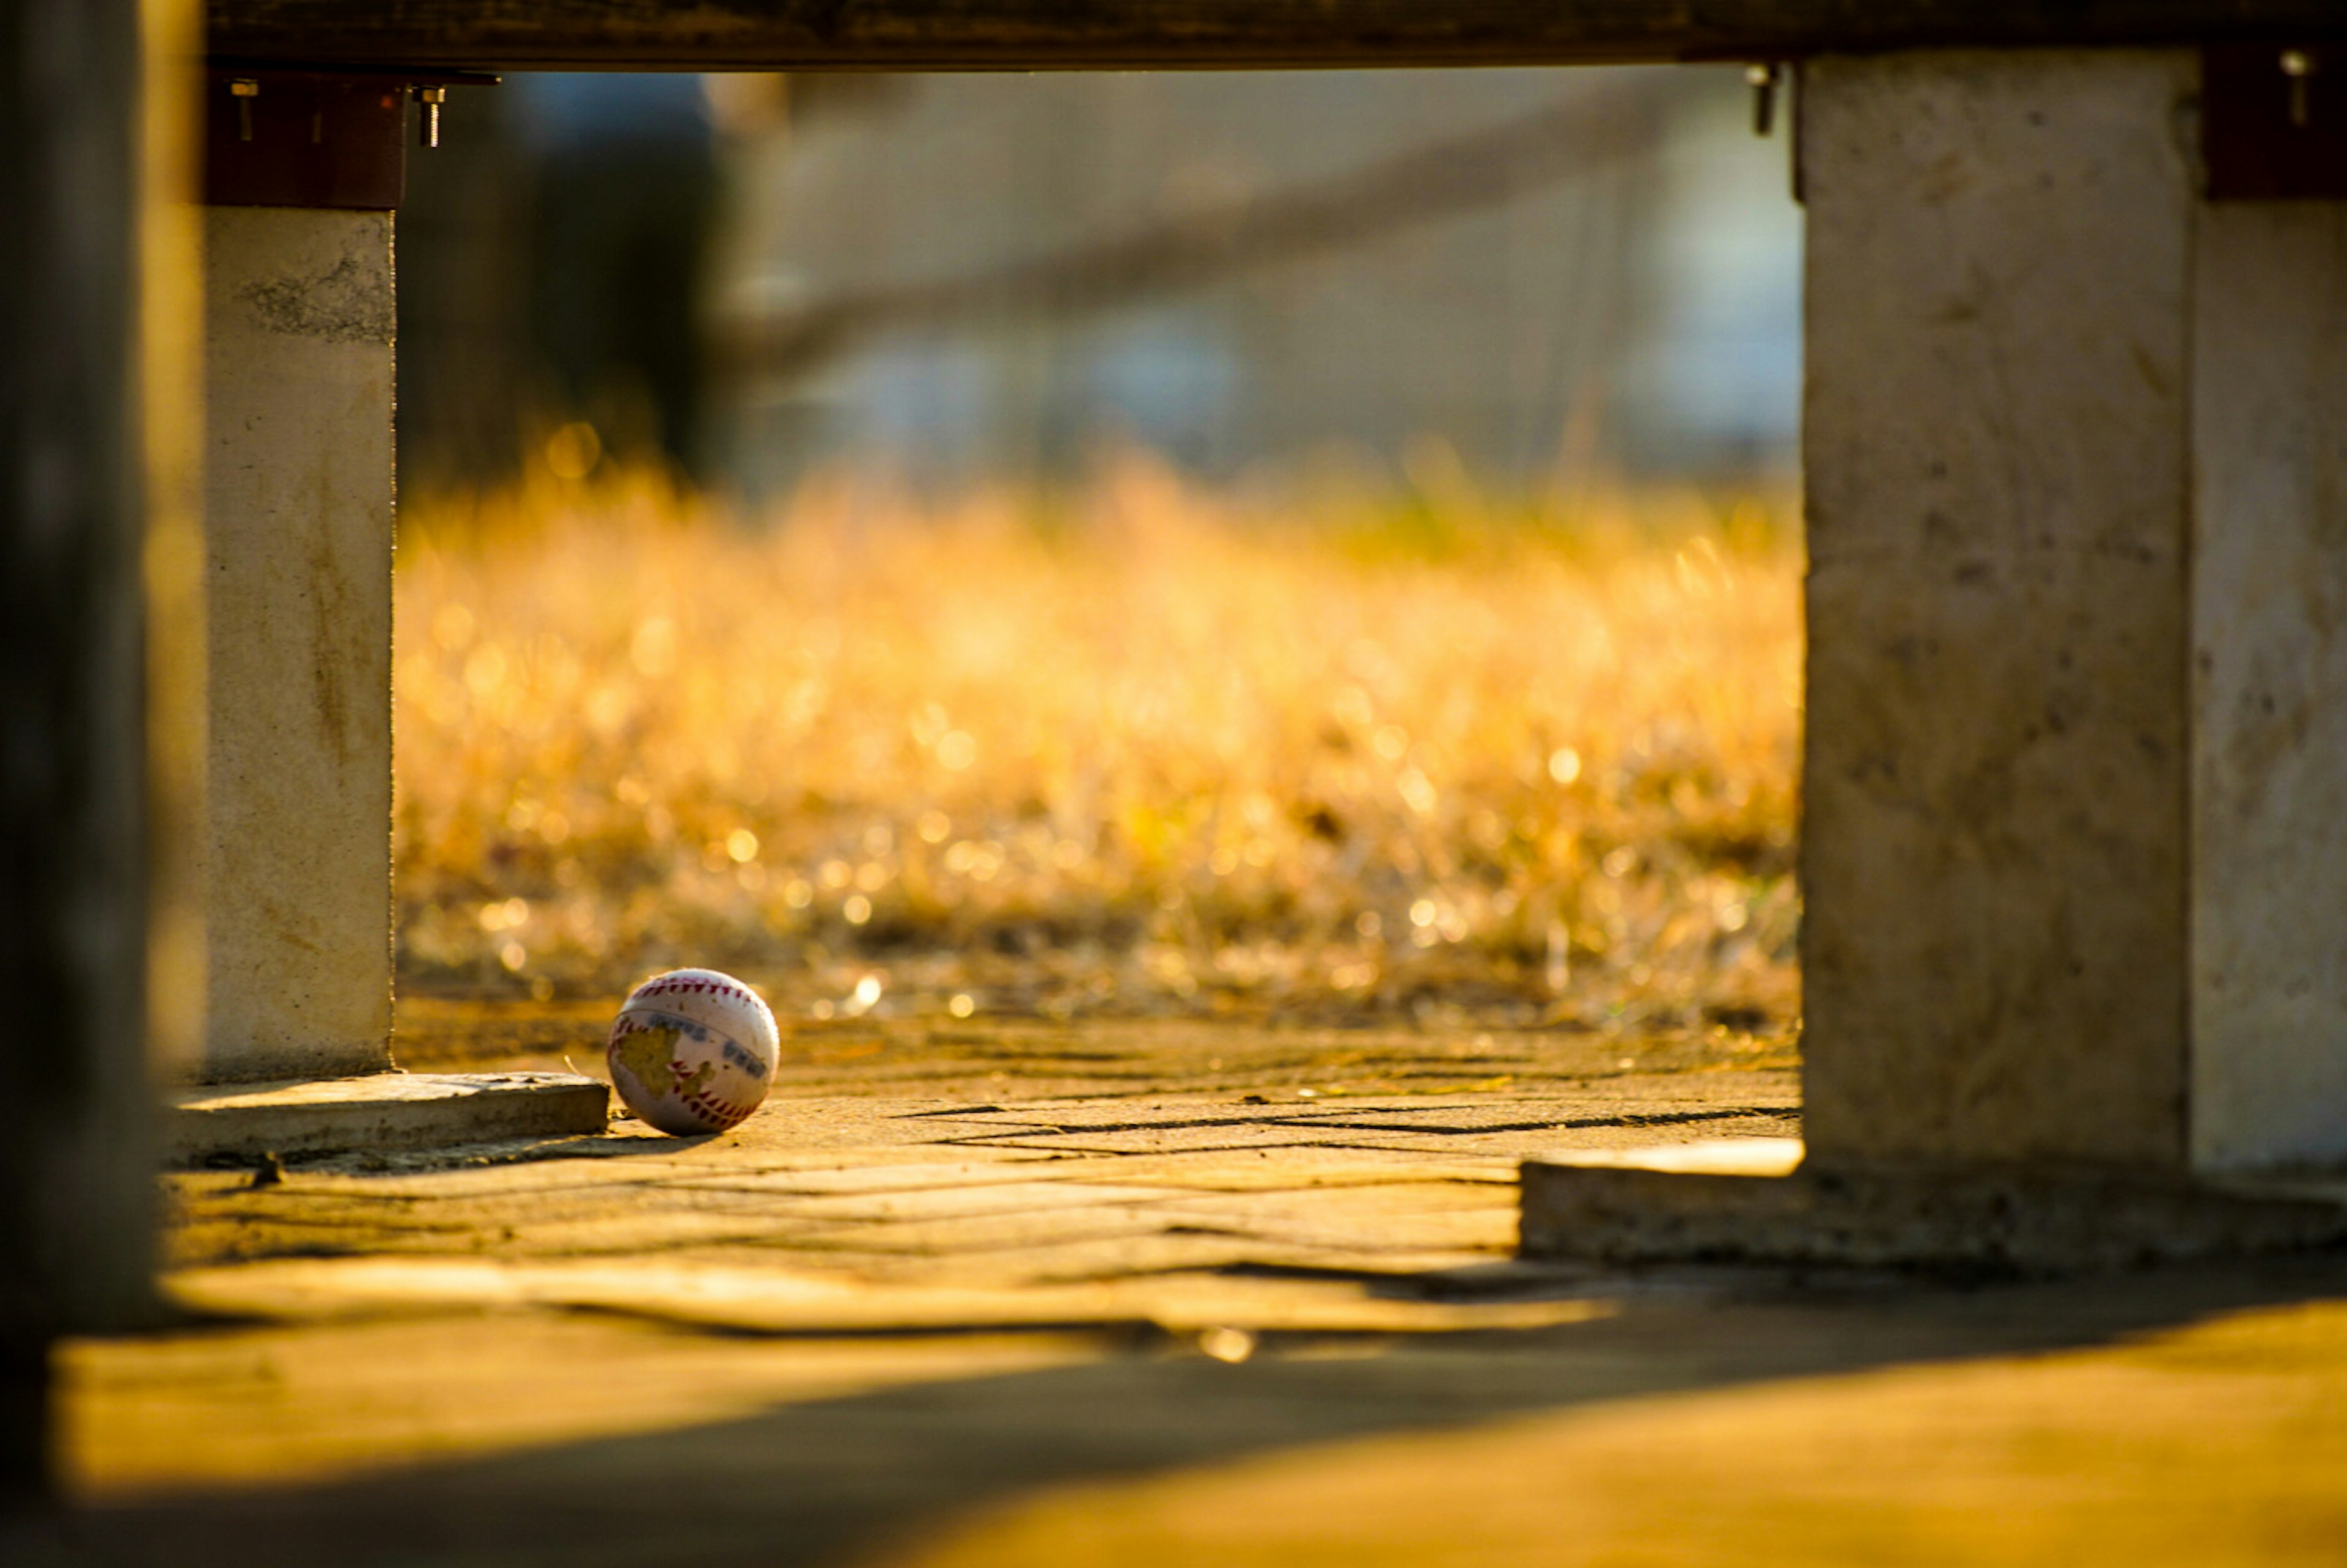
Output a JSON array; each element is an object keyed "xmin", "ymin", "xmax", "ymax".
[
  {"xmin": 1746, "ymin": 62, "xmax": 1782, "ymax": 138},
  {"xmin": 229, "ymin": 78, "xmax": 259, "ymax": 143},
  {"xmin": 415, "ymin": 85, "xmax": 447, "ymax": 148},
  {"xmin": 2281, "ymin": 48, "xmax": 2318, "ymax": 130}
]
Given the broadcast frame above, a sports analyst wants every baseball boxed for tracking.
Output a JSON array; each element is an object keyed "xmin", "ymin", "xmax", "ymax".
[{"xmin": 606, "ymin": 968, "xmax": 780, "ymax": 1135}]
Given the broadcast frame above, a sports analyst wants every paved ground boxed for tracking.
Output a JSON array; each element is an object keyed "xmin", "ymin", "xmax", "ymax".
[{"xmin": 24, "ymin": 1014, "xmax": 2347, "ymax": 1564}]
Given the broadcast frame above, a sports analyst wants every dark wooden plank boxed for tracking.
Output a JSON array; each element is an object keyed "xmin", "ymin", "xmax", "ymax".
[{"xmin": 208, "ymin": 0, "xmax": 2347, "ymax": 71}]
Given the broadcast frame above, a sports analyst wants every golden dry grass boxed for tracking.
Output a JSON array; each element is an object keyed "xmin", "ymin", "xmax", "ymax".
[{"xmin": 394, "ymin": 458, "xmax": 1801, "ymax": 1039}]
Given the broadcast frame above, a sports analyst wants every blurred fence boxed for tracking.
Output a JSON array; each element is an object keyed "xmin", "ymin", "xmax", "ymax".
[{"xmin": 397, "ymin": 67, "xmax": 1800, "ymax": 496}]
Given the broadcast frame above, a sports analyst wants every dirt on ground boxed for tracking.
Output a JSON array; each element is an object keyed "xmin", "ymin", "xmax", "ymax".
[{"xmin": 23, "ymin": 1011, "xmax": 2347, "ymax": 1567}]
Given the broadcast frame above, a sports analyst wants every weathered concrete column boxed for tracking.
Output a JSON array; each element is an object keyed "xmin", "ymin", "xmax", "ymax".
[
  {"xmin": 1801, "ymin": 49, "xmax": 2347, "ymax": 1178},
  {"xmin": 2190, "ymin": 202, "xmax": 2347, "ymax": 1171},
  {"xmin": 1801, "ymin": 49, "xmax": 2197, "ymax": 1173},
  {"xmin": 172, "ymin": 83, "xmax": 606, "ymax": 1155},
  {"xmin": 202, "ymin": 205, "xmax": 395, "ymax": 1082}
]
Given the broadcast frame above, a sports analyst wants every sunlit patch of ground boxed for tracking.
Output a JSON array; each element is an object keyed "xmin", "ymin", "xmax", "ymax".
[
  {"xmin": 872, "ymin": 1297, "xmax": 2347, "ymax": 1568},
  {"xmin": 60, "ymin": 1256, "xmax": 2347, "ymax": 1564},
  {"xmin": 394, "ymin": 459, "xmax": 1801, "ymax": 1037}
]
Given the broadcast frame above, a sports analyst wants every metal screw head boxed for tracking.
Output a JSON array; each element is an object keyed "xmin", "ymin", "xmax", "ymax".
[
  {"xmin": 1745, "ymin": 62, "xmax": 1781, "ymax": 137},
  {"xmin": 413, "ymin": 85, "xmax": 449, "ymax": 148},
  {"xmin": 229, "ymin": 78, "xmax": 259, "ymax": 141},
  {"xmin": 2281, "ymin": 48, "xmax": 2319, "ymax": 128}
]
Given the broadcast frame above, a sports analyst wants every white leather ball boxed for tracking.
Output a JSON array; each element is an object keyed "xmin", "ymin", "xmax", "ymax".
[{"xmin": 606, "ymin": 968, "xmax": 779, "ymax": 1135}]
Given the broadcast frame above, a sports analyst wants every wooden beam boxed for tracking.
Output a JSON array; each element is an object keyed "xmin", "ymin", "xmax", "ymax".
[{"xmin": 208, "ymin": 0, "xmax": 2347, "ymax": 72}]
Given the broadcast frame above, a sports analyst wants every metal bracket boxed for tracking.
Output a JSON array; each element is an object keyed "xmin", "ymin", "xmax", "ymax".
[
  {"xmin": 202, "ymin": 64, "xmax": 496, "ymax": 210},
  {"xmin": 2202, "ymin": 44, "xmax": 2347, "ymax": 200}
]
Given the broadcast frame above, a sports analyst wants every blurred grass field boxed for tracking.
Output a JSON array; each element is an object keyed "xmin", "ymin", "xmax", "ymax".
[{"xmin": 394, "ymin": 456, "xmax": 1801, "ymax": 1048}]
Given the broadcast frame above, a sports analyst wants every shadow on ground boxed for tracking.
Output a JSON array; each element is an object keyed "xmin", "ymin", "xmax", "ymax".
[{"xmin": 34, "ymin": 1255, "xmax": 2347, "ymax": 1567}]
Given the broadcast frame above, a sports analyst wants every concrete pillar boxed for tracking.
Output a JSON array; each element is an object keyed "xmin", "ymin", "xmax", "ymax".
[
  {"xmin": 202, "ymin": 206, "xmax": 395, "ymax": 1082},
  {"xmin": 1801, "ymin": 49, "xmax": 2347, "ymax": 1178},
  {"xmin": 1800, "ymin": 50, "xmax": 2196, "ymax": 1172},
  {"xmin": 2190, "ymin": 203, "xmax": 2347, "ymax": 1171}
]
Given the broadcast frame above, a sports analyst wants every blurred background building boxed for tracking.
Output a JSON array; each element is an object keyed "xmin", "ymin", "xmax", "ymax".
[{"xmin": 395, "ymin": 67, "xmax": 1800, "ymax": 498}]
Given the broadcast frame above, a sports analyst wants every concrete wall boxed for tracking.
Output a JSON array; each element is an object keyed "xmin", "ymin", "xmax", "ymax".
[
  {"xmin": 203, "ymin": 207, "xmax": 396, "ymax": 1083},
  {"xmin": 2191, "ymin": 203, "xmax": 2347, "ymax": 1171},
  {"xmin": 1799, "ymin": 51, "xmax": 2195, "ymax": 1170}
]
